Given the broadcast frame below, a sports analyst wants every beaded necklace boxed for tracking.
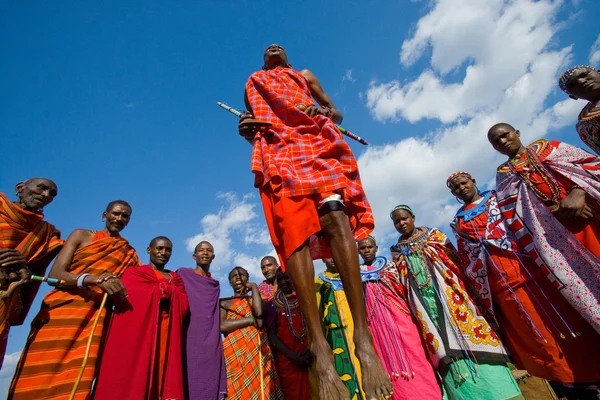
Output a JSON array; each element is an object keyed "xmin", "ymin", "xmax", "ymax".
[
  {"xmin": 273, "ymin": 290, "xmax": 307, "ymax": 342},
  {"xmin": 391, "ymin": 228, "xmax": 432, "ymax": 289},
  {"xmin": 508, "ymin": 144, "xmax": 561, "ymax": 204}
]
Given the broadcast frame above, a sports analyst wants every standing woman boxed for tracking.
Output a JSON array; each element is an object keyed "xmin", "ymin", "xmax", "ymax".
[
  {"xmin": 389, "ymin": 205, "xmax": 522, "ymax": 400},
  {"xmin": 220, "ymin": 266, "xmax": 283, "ymax": 400},
  {"xmin": 448, "ymin": 171, "xmax": 600, "ymax": 398}
]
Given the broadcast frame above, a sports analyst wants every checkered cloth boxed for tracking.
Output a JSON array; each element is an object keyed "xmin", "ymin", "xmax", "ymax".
[
  {"xmin": 245, "ymin": 67, "xmax": 374, "ymax": 240},
  {"xmin": 258, "ymin": 280, "xmax": 276, "ymax": 301}
]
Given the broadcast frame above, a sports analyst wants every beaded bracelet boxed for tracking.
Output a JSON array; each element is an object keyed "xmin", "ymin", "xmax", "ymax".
[
  {"xmin": 249, "ymin": 315, "xmax": 255, "ymax": 326},
  {"xmin": 320, "ymin": 106, "xmax": 333, "ymax": 117}
]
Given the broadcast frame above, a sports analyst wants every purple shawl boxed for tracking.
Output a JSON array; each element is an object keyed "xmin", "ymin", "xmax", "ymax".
[{"xmin": 178, "ymin": 267, "xmax": 227, "ymax": 400}]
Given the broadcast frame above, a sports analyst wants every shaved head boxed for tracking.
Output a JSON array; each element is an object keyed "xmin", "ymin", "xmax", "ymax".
[
  {"xmin": 260, "ymin": 255, "xmax": 278, "ymax": 265},
  {"xmin": 194, "ymin": 240, "xmax": 213, "ymax": 253},
  {"xmin": 149, "ymin": 236, "xmax": 172, "ymax": 248},
  {"xmin": 487, "ymin": 122, "xmax": 515, "ymax": 138}
]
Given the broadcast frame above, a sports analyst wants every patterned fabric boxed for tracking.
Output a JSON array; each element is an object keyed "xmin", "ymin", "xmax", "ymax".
[
  {"xmin": 450, "ymin": 191, "xmax": 514, "ymax": 323},
  {"xmin": 258, "ymin": 280, "xmax": 277, "ymax": 301},
  {"xmin": 495, "ymin": 139, "xmax": 600, "ymax": 334},
  {"xmin": 390, "ymin": 228, "xmax": 511, "ymax": 370},
  {"xmin": 361, "ymin": 257, "xmax": 442, "ymax": 400},
  {"xmin": 0, "ymin": 193, "xmax": 63, "ymax": 369},
  {"xmin": 245, "ymin": 67, "xmax": 374, "ymax": 244},
  {"xmin": 315, "ymin": 274, "xmax": 363, "ymax": 400},
  {"xmin": 576, "ymin": 100, "xmax": 600, "ymax": 155},
  {"xmin": 223, "ymin": 297, "xmax": 283, "ymax": 400},
  {"xmin": 451, "ymin": 193, "xmax": 600, "ymax": 383},
  {"xmin": 8, "ymin": 231, "xmax": 140, "ymax": 400}
]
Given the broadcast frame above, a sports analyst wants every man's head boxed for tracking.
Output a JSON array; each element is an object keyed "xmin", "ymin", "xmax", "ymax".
[
  {"xmin": 193, "ymin": 241, "xmax": 215, "ymax": 268},
  {"xmin": 559, "ymin": 65, "xmax": 600, "ymax": 102},
  {"xmin": 357, "ymin": 236, "xmax": 378, "ymax": 265},
  {"xmin": 275, "ymin": 268, "xmax": 294, "ymax": 295},
  {"xmin": 487, "ymin": 123, "xmax": 522, "ymax": 158},
  {"xmin": 447, "ymin": 172, "xmax": 479, "ymax": 204},
  {"xmin": 228, "ymin": 266, "xmax": 249, "ymax": 293},
  {"xmin": 102, "ymin": 200, "xmax": 132, "ymax": 235},
  {"xmin": 147, "ymin": 236, "xmax": 173, "ymax": 269},
  {"xmin": 260, "ymin": 255, "xmax": 279, "ymax": 283},
  {"xmin": 263, "ymin": 44, "xmax": 290, "ymax": 70},
  {"xmin": 390, "ymin": 205, "xmax": 416, "ymax": 238},
  {"xmin": 14, "ymin": 178, "xmax": 58, "ymax": 213},
  {"xmin": 323, "ymin": 258, "xmax": 337, "ymax": 273}
]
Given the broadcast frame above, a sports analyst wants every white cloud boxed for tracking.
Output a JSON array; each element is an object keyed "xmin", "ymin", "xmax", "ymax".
[
  {"xmin": 0, "ymin": 351, "xmax": 21, "ymax": 398},
  {"xmin": 185, "ymin": 192, "xmax": 274, "ymax": 284},
  {"xmin": 368, "ymin": 0, "xmax": 564, "ymax": 123},
  {"xmin": 343, "ymin": 69, "xmax": 355, "ymax": 83},
  {"xmin": 590, "ymin": 34, "xmax": 600, "ymax": 66},
  {"xmin": 358, "ymin": 0, "xmax": 582, "ymax": 246}
]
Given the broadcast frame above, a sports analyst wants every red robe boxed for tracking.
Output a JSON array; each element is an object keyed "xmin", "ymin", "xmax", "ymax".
[{"xmin": 94, "ymin": 265, "xmax": 188, "ymax": 400}]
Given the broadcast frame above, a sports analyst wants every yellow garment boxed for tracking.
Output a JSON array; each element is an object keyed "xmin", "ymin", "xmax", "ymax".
[{"xmin": 314, "ymin": 276, "xmax": 364, "ymax": 399}]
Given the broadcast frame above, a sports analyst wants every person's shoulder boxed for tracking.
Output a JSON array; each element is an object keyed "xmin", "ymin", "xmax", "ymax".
[{"xmin": 67, "ymin": 228, "xmax": 94, "ymax": 240}]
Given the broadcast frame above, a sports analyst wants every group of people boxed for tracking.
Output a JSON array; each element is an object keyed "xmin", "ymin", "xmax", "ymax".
[{"xmin": 1, "ymin": 44, "xmax": 600, "ymax": 400}]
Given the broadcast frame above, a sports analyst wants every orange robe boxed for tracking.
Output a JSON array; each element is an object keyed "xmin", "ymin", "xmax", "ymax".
[
  {"xmin": 8, "ymin": 230, "xmax": 139, "ymax": 400},
  {"xmin": 0, "ymin": 193, "xmax": 63, "ymax": 368},
  {"xmin": 223, "ymin": 297, "xmax": 283, "ymax": 400},
  {"xmin": 454, "ymin": 196, "xmax": 600, "ymax": 383}
]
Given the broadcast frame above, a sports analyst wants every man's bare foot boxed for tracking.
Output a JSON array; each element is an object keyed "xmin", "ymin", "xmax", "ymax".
[
  {"xmin": 312, "ymin": 342, "xmax": 350, "ymax": 400},
  {"xmin": 356, "ymin": 342, "xmax": 393, "ymax": 400}
]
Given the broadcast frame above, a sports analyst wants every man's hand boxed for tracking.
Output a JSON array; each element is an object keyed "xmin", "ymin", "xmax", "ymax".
[
  {"xmin": 238, "ymin": 112, "xmax": 272, "ymax": 141},
  {"xmin": 291, "ymin": 349, "xmax": 314, "ymax": 369},
  {"xmin": 556, "ymin": 187, "xmax": 595, "ymax": 219},
  {"xmin": 96, "ymin": 274, "xmax": 128, "ymax": 298},
  {"xmin": 245, "ymin": 281, "xmax": 259, "ymax": 292},
  {"xmin": 296, "ymin": 103, "xmax": 331, "ymax": 118},
  {"xmin": 0, "ymin": 248, "xmax": 26, "ymax": 268}
]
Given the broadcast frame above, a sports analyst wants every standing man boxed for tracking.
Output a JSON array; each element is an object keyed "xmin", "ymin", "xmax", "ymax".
[
  {"xmin": 94, "ymin": 236, "xmax": 188, "ymax": 400},
  {"xmin": 8, "ymin": 200, "xmax": 140, "ymax": 400},
  {"xmin": 558, "ymin": 65, "xmax": 600, "ymax": 154},
  {"xmin": 488, "ymin": 123, "xmax": 600, "ymax": 398},
  {"xmin": 177, "ymin": 241, "xmax": 227, "ymax": 400},
  {"xmin": 258, "ymin": 255, "xmax": 279, "ymax": 301},
  {"xmin": 239, "ymin": 44, "xmax": 392, "ymax": 400},
  {"xmin": 0, "ymin": 178, "xmax": 63, "ymax": 368}
]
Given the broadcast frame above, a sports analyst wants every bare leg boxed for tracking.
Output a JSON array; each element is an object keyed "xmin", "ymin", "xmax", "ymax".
[
  {"xmin": 321, "ymin": 210, "xmax": 393, "ymax": 400},
  {"xmin": 287, "ymin": 243, "xmax": 349, "ymax": 400}
]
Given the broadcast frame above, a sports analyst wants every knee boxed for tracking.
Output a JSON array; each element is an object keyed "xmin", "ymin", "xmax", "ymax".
[{"xmin": 320, "ymin": 210, "xmax": 350, "ymax": 236}]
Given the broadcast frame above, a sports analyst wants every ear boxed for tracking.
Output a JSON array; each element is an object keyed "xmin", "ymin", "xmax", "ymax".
[
  {"xmin": 14, "ymin": 182, "xmax": 24, "ymax": 195},
  {"xmin": 192, "ymin": 252, "xmax": 198, "ymax": 261},
  {"xmin": 211, "ymin": 254, "xmax": 216, "ymax": 261},
  {"xmin": 101, "ymin": 210, "xmax": 107, "ymax": 219},
  {"xmin": 147, "ymin": 246, "xmax": 152, "ymax": 255},
  {"xmin": 515, "ymin": 130, "xmax": 520, "ymax": 137}
]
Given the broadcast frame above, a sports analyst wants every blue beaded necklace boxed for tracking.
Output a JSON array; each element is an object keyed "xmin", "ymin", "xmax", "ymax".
[{"xmin": 455, "ymin": 190, "xmax": 493, "ymax": 222}]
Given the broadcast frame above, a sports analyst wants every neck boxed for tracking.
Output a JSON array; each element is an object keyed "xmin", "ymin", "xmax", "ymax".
[
  {"xmin": 149, "ymin": 262, "xmax": 165, "ymax": 271},
  {"xmin": 363, "ymin": 258, "xmax": 375, "ymax": 266},
  {"xmin": 510, "ymin": 145, "xmax": 526, "ymax": 160},
  {"xmin": 195, "ymin": 264, "xmax": 210, "ymax": 276},
  {"xmin": 267, "ymin": 278, "xmax": 276, "ymax": 285},
  {"xmin": 401, "ymin": 228, "xmax": 419, "ymax": 240},
  {"xmin": 465, "ymin": 192, "xmax": 484, "ymax": 205},
  {"xmin": 102, "ymin": 228, "xmax": 120, "ymax": 237},
  {"xmin": 14, "ymin": 199, "xmax": 39, "ymax": 213}
]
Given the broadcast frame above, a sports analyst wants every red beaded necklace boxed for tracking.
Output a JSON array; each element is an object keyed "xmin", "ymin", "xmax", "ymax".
[{"xmin": 508, "ymin": 145, "xmax": 561, "ymax": 204}]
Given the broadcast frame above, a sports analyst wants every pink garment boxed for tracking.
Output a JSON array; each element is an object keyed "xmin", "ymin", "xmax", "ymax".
[{"xmin": 363, "ymin": 260, "xmax": 442, "ymax": 400}]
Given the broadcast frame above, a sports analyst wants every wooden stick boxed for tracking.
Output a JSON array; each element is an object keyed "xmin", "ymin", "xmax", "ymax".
[{"xmin": 69, "ymin": 293, "xmax": 108, "ymax": 400}]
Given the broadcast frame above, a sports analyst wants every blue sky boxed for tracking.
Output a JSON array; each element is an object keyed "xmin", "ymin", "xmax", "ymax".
[{"xmin": 1, "ymin": 0, "xmax": 599, "ymax": 394}]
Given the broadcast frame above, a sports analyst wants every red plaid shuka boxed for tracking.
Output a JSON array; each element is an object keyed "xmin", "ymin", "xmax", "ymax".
[{"xmin": 245, "ymin": 67, "xmax": 374, "ymax": 240}]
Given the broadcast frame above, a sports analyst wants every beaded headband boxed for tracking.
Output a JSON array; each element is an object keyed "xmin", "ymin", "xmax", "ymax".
[
  {"xmin": 559, "ymin": 65, "xmax": 597, "ymax": 95},
  {"xmin": 446, "ymin": 171, "xmax": 473, "ymax": 188},
  {"xmin": 390, "ymin": 205, "xmax": 413, "ymax": 219}
]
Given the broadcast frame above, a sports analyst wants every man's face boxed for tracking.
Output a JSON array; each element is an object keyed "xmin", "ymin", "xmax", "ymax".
[
  {"xmin": 260, "ymin": 257, "xmax": 278, "ymax": 281},
  {"xmin": 103, "ymin": 204, "xmax": 131, "ymax": 234},
  {"xmin": 263, "ymin": 44, "xmax": 289, "ymax": 69},
  {"xmin": 193, "ymin": 242, "xmax": 215, "ymax": 267},
  {"xmin": 565, "ymin": 68, "xmax": 600, "ymax": 101},
  {"xmin": 276, "ymin": 270, "xmax": 294, "ymax": 295},
  {"xmin": 488, "ymin": 127, "xmax": 522, "ymax": 157},
  {"xmin": 147, "ymin": 238, "xmax": 173, "ymax": 268},
  {"xmin": 323, "ymin": 258, "xmax": 337, "ymax": 273},
  {"xmin": 15, "ymin": 178, "xmax": 58, "ymax": 212}
]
